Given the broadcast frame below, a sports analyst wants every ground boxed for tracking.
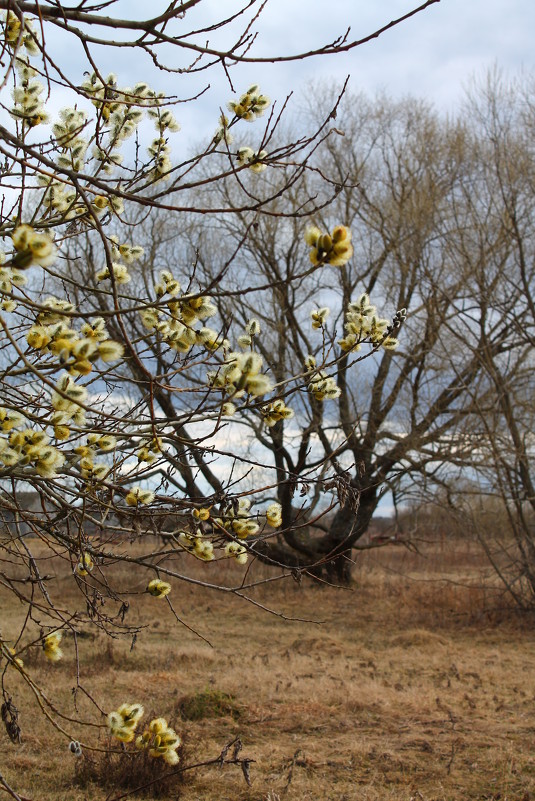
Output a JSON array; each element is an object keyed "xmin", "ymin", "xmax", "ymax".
[{"xmin": 1, "ymin": 536, "xmax": 535, "ymax": 801}]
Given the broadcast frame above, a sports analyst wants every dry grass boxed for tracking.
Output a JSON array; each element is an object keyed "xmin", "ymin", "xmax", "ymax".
[{"xmin": 2, "ymin": 537, "xmax": 535, "ymax": 801}]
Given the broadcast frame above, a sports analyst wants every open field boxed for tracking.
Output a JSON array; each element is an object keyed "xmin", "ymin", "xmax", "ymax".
[{"xmin": 2, "ymin": 538, "xmax": 535, "ymax": 801}]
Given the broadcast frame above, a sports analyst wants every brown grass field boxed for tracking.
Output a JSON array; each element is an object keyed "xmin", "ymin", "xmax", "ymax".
[{"xmin": 2, "ymin": 537, "xmax": 535, "ymax": 801}]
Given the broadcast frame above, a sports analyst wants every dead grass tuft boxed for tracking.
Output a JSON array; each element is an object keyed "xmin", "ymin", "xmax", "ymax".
[
  {"xmin": 177, "ymin": 689, "xmax": 242, "ymax": 721},
  {"xmin": 389, "ymin": 628, "xmax": 451, "ymax": 648},
  {"xmin": 74, "ymin": 729, "xmax": 189, "ymax": 799},
  {"xmin": 287, "ymin": 635, "xmax": 344, "ymax": 655}
]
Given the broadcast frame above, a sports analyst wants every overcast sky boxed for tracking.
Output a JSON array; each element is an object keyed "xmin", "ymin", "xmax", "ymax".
[
  {"xmin": 219, "ymin": 0, "xmax": 534, "ymax": 109},
  {"xmin": 204, "ymin": 0, "xmax": 532, "ymax": 141},
  {"xmin": 46, "ymin": 1, "xmax": 534, "ymax": 144}
]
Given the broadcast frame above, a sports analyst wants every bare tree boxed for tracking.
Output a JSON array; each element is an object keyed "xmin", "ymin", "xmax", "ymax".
[
  {"xmin": 153, "ymin": 81, "xmax": 535, "ymax": 586},
  {"xmin": 427, "ymin": 71, "xmax": 535, "ymax": 608}
]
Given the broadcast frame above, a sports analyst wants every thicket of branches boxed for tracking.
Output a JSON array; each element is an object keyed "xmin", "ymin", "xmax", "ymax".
[
  {"xmin": 114, "ymin": 73, "xmax": 535, "ymax": 594},
  {"xmin": 0, "ymin": 1, "xmax": 443, "ymax": 796}
]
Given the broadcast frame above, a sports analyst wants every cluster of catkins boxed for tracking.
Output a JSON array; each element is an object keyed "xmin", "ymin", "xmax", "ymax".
[
  {"xmin": 213, "ymin": 85, "xmax": 272, "ymax": 172},
  {"xmin": 209, "ymin": 351, "xmax": 273, "ymax": 399},
  {"xmin": 190, "ymin": 507, "xmax": 249, "ymax": 563},
  {"xmin": 140, "ymin": 273, "xmax": 223, "ymax": 355},
  {"xmin": 107, "ymin": 703, "xmax": 145, "ymax": 743},
  {"xmin": 175, "ymin": 500, "xmax": 283, "ymax": 565},
  {"xmin": 8, "ymin": 17, "xmax": 182, "ymax": 183},
  {"xmin": 81, "ymin": 72, "xmax": 180, "ymax": 181},
  {"xmin": 304, "ymin": 356, "xmax": 341, "ymax": 402},
  {"xmin": 305, "ymin": 225, "xmax": 354, "ymax": 268},
  {"xmin": 96, "ymin": 235, "xmax": 145, "ymax": 285},
  {"xmin": 261, "ymin": 399, "xmax": 294, "ymax": 427},
  {"xmin": 4, "ymin": 12, "xmax": 40, "ymax": 57},
  {"xmin": 213, "ymin": 497, "xmax": 260, "ymax": 540},
  {"xmin": 207, "ymin": 319, "xmax": 273, "ymax": 402},
  {"xmin": 10, "ymin": 56, "xmax": 47, "ymax": 128},
  {"xmin": 74, "ymin": 434, "xmax": 116, "ymax": 481},
  {"xmin": 227, "ymin": 84, "xmax": 270, "ymax": 122},
  {"xmin": 338, "ymin": 293, "xmax": 401, "ymax": 353},
  {"xmin": 0, "ymin": 407, "xmax": 65, "ymax": 478},
  {"xmin": 26, "ymin": 291, "xmax": 124, "ymax": 380},
  {"xmin": 136, "ymin": 717, "xmax": 181, "ymax": 766},
  {"xmin": 108, "ymin": 704, "xmax": 181, "ymax": 767},
  {"xmin": 10, "ymin": 224, "xmax": 55, "ymax": 269}
]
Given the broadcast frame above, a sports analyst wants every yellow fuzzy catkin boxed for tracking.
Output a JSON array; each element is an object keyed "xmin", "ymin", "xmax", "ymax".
[
  {"xmin": 125, "ymin": 487, "xmax": 155, "ymax": 506},
  {"xmin": 11, "ymin": 224, "xmax": 56, "ymax": 268},
  {"xmin": 305, "ymin": 224, "xmax": 353, "ymax": 268},
  {"xmin": 43, "ymin": 631, "xmax": 63, "ymax": 662},
  {"xmin": 146, "ymin": 579, "xmax": 171, "ymax": 598},
  {"xmin": 107, "ymin": 703, "xmax": 145, "ymax": 743},
  {"xmin": 136, "ymin": 716, "xmax": 181, "ymax": 765},
  {"xmin": 266, "ymin": 502, "xmax": 283, "ymax": 528}
]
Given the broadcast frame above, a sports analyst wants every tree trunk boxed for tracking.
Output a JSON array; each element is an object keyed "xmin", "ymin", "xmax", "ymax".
[{"xmin": 253, "ymin": 488, "xmax": 378, "ymax": 585}]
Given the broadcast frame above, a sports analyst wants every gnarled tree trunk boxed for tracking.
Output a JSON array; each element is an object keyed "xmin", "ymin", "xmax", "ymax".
[{"xmin": 253, "ymin": 486, "xmax": 378, "ymax": 585}]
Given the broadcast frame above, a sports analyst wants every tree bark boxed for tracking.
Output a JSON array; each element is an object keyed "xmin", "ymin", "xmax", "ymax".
[{"xmin": 253, "ymin": 488, "xmax": 378, "ymax": 585}]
